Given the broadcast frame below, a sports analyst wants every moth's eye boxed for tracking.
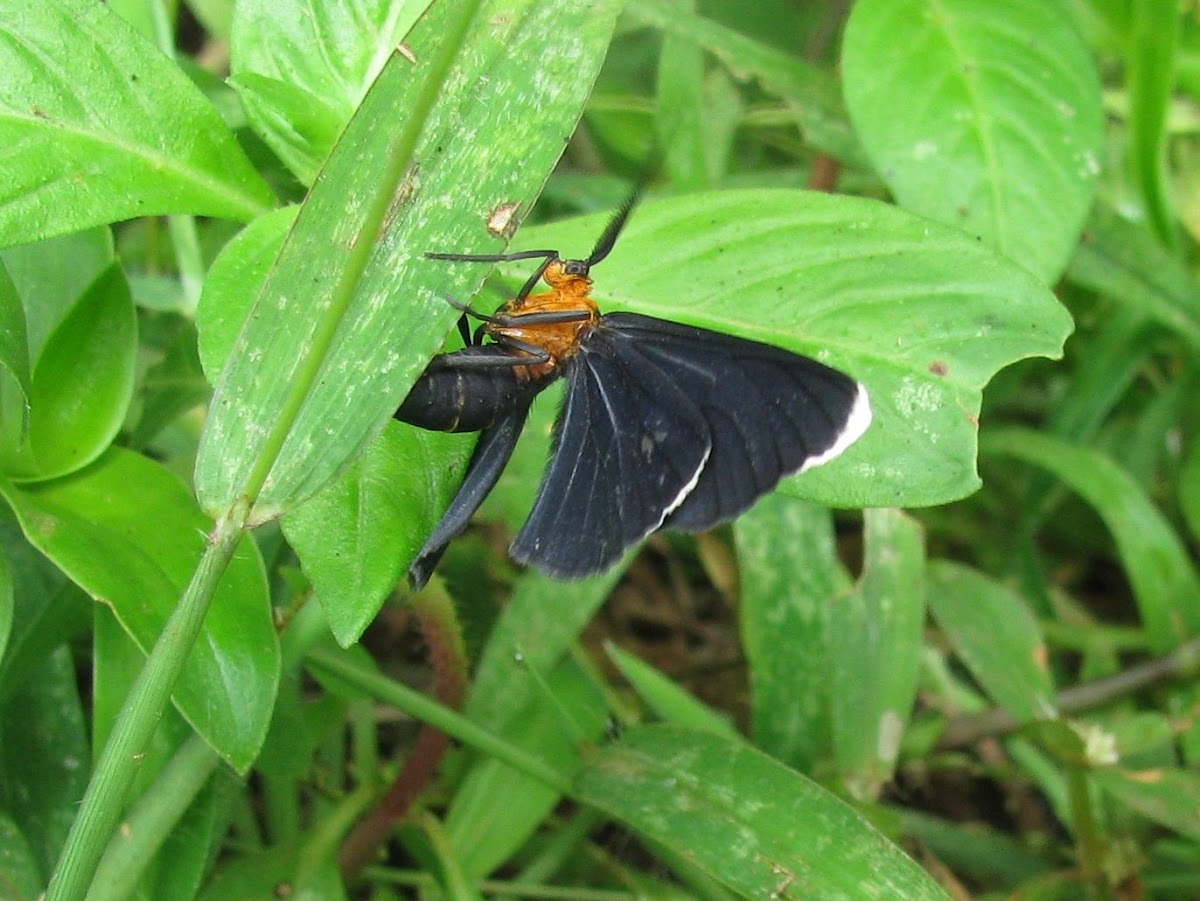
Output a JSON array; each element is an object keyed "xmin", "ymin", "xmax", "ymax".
[{"xmin": 564, "ymin": 260, "xmax": 589, "ymax": 276}]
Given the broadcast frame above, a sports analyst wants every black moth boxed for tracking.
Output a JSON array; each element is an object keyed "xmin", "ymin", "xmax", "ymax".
[{"xmin": 396, "ymin": 194, "xmax": 871, "ymax": 587}]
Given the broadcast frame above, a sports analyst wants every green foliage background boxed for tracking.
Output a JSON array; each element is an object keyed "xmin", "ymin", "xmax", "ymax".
[{"xmin": 0, "ymin": 0, "xmax": 1198, "ymax": 898}]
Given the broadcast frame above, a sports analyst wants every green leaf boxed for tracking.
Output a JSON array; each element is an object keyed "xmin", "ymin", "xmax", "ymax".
[
  {"xmin": 1126, "ymin": 0, "xmax": 1180, "ymax": 248},
  {"xmin": 281, "ymin": 423, "xmax": 469, "ymax": 646},
  {"xmin": 627, "ymin": 0, "xmax": 865, "ymax": 168},
  {"xmin": 1, "ymin": 449, "xmax": 278, "ymax": 770},
  {"xmin": 446, "ymin": 657, "xmax": 609, "ymax": 882},
  {"xmin": 0, "ymin": 263, "xmax": 136, "ymax": 481},
  {"xmin": 467, "ymin": 569, "xmax": 622, "ymax": 734},
  {"xmin": 0, "ymin": 542, "xmax": 10, "ymax": 664},
  {"xmin": 983, "ymin": 428, "xmax": 1200, "ymax": 652},
  {"xmin": 605, "ymin": 642, "xmax": 738, "ymax": 737},
  {"xmin": 1067, "ymin": 204, "xmax": 1200, "ymax": 351},
  {"xmin": 195, "ymin": 205, "xmax": 298, "ymax": 380},
  {"xmin": 0, "ymin": 262, "xmax": 31, "ymax": 435},
  {"xmin": 195, "ymin": 0, "xmax": 625, "ymax": 523},
  {"xmin": 926, "ymin": 561, "xmax": 1057, "ymax": 725},
  {"xmin": 734, "ymin": 494, "xmax": 849, "ymax": 769},
  {"xmin": 655, "ymin": 0, "xmax": 710, "ymax": 189},
  {"xmin": 497, "ymin": 189, "xmax": 1070, "ymax": 509},
  {"xmin": 0, "ymin": 229, "xmax": 114, "ymax": 370},
  {"xmin": 830, "ymin": 508, "xmax": 925, "ymax": 800},
  {"xmin": 0, "ymin": 645, "xmax": 88, "ymax": 880},
  {"xmin": 0, "ymin": 0, "xmax": 273, "ymax": 244},
  {"xmin": 843, "ymin": 0, "xmax": 1103, "ymax": 283},
  {"xmin": 0, "ymin": 811, "xmax": 44, "ymax": 898},
  {"xmin": 226, "ymin": 73, "xmax": 346, "ymax": 187},
  {"xmin": 0, "ymin": 515, "xmax": 90, "ymax": 709},
  {"xmin": 573, "ymin": 725, "xmax": 948, "ymax": 899},
  {"xmin": 1094, "ymin": 766, "xmax": 1200, "ymax": 841},
  {"xmin": 1181, "ymin": 435, "xmax": 1200, "ymax": 544},
  {"xmin": 229, "ymin": 0, "xmax": 427, "ymax": 185}
]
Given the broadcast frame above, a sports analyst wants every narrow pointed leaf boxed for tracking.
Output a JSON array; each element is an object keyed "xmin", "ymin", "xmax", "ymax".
[
  {"xmin": 983, "ymin": 428, "xmax": 1200, "ymax": 652},
  {"xmin": 195, "ymin": 0, "xmax": 625, "ymax": 523},
  {"xmin": 573, "ymin": 725, "xmax": 948, "ymax": 899}
]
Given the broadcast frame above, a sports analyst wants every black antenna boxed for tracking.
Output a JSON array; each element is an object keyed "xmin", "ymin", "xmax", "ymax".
[{"xmin": 584, "ymin": 183, "xmax": 643, "ymax": 267}]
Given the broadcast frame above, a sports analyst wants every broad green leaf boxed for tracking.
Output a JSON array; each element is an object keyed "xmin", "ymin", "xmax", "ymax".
[
  {"xmin": 605, "ymin": 642, "xmax": 738, "ymax": 737},
  {"xmin": 1094, "ymin": 766, "xmax": 1200, "ymax": 841},
  {"xmin": 230, "ymin": 0, "xmax": 428, "ymax": 184},
  {"xmin": 195, "ymin": 0, "xmax": 625, "ymax": 523},
  {"xmin": 984, "ymin": 428, "xmax": 1200, "ymax": 652},
  {"xmin": 733, "ymin": 494, "xmax": 849, "ymax": 769},
  {"xmin": 1, "ymin": 449, "xmax": 278, "ymax": 770},
  {"xmin": 282, "ymin": 423, "xmax": 469, "ymax": 646},
  {"xmin": 830, "ymin": 508, "xmax": 925, "ymax": 801},
  {"xmin": 447, "ymin": 657, "xmax": 608, "ymax": 882},
  {"xmin": 0, "ymin": 0, "xmax": 273, "ymax": 244},
  {"xmin": 843, "ymin": 0, "xmax": 1103, "ymax": 283},
  {"xmin": 0, "ymin": 264, "xmax": 136, "ymax": 481},
  {"xmin": 573, "ymin": 725, "xmax": 948, "ymax": 899},
  {"xmin": 0, "ymin": 646, "xmax": 88, "ymax": 879},
  {"xmin": 926, "ymin": 561, "xmax": 1057, "ymax": 725},
  {"xmin": 493, "ymin": 189, "xmax": 1070, "ymax": 510}
]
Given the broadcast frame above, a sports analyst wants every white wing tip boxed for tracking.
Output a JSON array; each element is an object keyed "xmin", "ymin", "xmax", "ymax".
[{"xmin": 800, "ymin": 382, "xmax": 872, "ymax": 473}]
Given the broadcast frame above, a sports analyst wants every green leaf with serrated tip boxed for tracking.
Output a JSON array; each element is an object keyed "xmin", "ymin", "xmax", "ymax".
[{"xmin": 490, "ymin": 190, "xmax": 1071, "ymax": 510}]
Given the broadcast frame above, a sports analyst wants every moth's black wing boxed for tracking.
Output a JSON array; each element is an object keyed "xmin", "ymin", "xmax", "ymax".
[
  {"xmin": 409, "ymin": 402, "xmax": 532, "ymax": 589},
  {"xmin": 602, "ymin": 313, "xmax": 871, "ymax": 533},
  {"xmin": 509, "ymin": 328, "xmax": 711, "ymax": 578}
]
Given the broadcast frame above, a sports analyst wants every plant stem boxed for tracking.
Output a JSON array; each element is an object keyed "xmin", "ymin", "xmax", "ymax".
[
  {"xmin": 936, "ymin": 634, "xmax": 1200, "ymax": 748},
  {"xmin": 46, "ymin": 510, "xmax": 246, "ymax": 901},
  {"xmin": 87, "ymin": 733, "xmax": 223, "ymax": 901},
  {"xmin": 305, "ymin": 645, "xmax": 572, "ymax": 795}
]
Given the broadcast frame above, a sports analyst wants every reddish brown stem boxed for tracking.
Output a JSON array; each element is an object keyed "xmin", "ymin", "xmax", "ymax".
[{"xmin": 338, "ymin": 584, "xmax": 469, "ymax": 879}]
